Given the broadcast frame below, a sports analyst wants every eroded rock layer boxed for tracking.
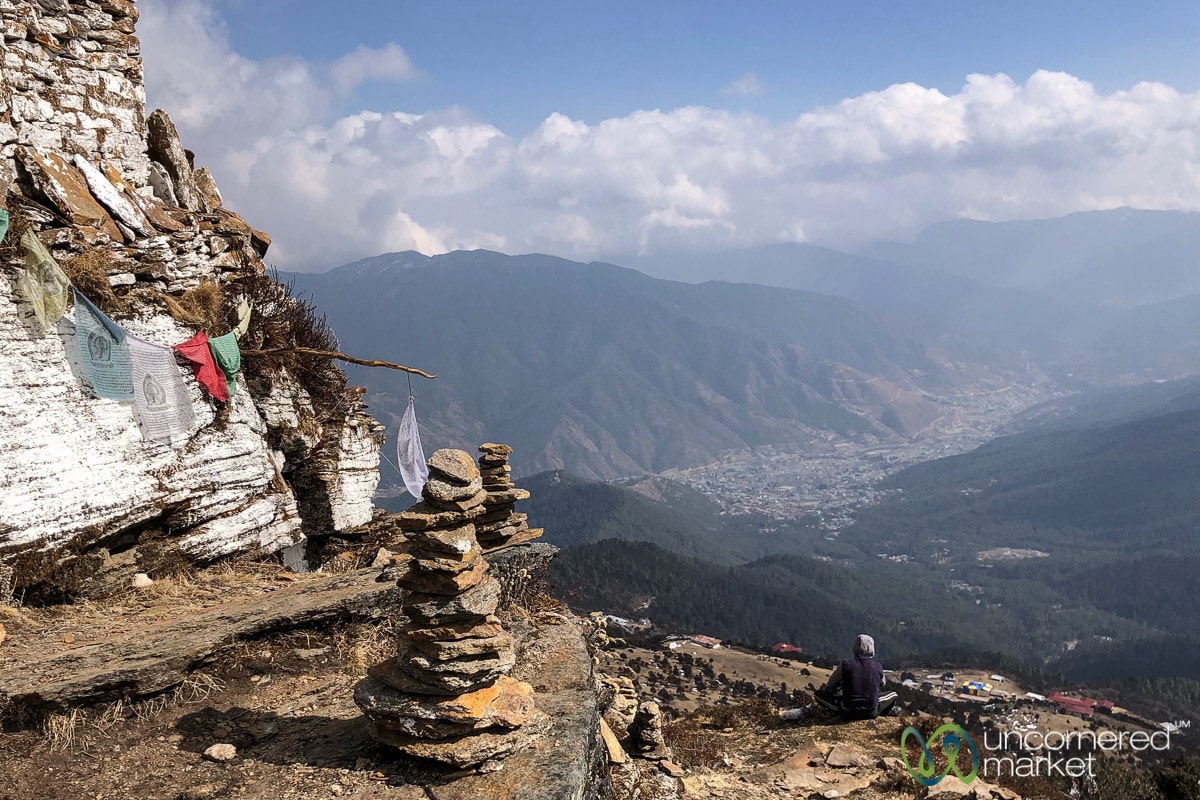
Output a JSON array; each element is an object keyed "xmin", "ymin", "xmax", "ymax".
[{"xmin": 0, "ymin": 0, "xmax": 382, "ymax": 578}]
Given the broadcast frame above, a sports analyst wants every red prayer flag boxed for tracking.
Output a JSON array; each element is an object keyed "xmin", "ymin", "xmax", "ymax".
[{"xmin": 173, "ymin": 331, "xmax": 230, "ymax": 402}]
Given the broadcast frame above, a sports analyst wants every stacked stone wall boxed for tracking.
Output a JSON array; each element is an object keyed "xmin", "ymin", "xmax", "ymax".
[{"xmin": 1, "ymin": 0, "xmax": 150, "ymax": 196}]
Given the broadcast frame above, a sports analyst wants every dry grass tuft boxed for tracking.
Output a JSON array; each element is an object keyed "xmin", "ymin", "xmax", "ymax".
[
  {"xmin": 61, "ymin": 248, "xmax": 127, "ymax": 316},
  {"xmin": 130, "ymin": 694, "xmax": 170, "ymax": 723},
  {"xmin": 234, "ymin": 269, "xmax": 347, "ymax": 422},
  {"xmin": 131, "ymin": 279, "xmax": 227, "ymax": 331},
  {"xmin": 661, "ymin": 716, "xmax": 726, "ymax": 769},
  {"xmin": 0, "ymin": 202, "xmax": 33, "ymax": 266},
  {"xmin": 330, "ymin": 619, "xmax": 399, "ymax": 675},
  {"xmin": 176, "ymin": 279, "xmax": 225, "ymax": 330},
  {"xmin": 40, "ymin": 708, "xmax": 86, "ymax": 752},
  {"xmin": 173, "ymin": 673, "xmax": 225, "ymax": 705},
  {"xmin": 90, "ymin": 699, "xmax": 126, "ymax": 733},
  {"xmin": 695, "ymin": 696, "xmax": 786, "ymax": 733}
]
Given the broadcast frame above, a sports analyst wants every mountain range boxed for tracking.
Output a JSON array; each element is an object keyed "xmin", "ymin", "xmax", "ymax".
[
  {"xmin": 863, "ymin": 207, "xmax": 1200, "ymax": 308},
  {"xmin": 625, "ymin": 209, "xmax": 1200, "ymax": 384},
  {"xmin": 288, "ymin": 252, "xmax": 983, "ymax": 480},
  {"xmin": 289, "ymin": 207, "xmax": 1198, "ymax": 483}
]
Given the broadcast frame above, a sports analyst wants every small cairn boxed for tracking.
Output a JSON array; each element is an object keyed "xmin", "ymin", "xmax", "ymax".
[
  {"xmin": 473, "ymin": 443, "xmax": 543, "ymax": 553},
  {"xmin": 629, "ymin": 700, "xmax": 672, "ymax": 760},
  {"xmin": 354, "ymin": 448, "xmax": 543, "ymax": 768}
]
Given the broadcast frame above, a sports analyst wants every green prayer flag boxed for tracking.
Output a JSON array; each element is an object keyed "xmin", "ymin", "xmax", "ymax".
[
  {"xmin": 208, "ymin": 331, "xmax": 241, "ymax": 397},
  {"xmin": 0, "ymin": 209, "xmax": 9, "ymax": 243}
]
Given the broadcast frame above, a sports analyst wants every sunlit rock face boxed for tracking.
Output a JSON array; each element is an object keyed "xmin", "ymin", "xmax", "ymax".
[{"xmin": 0, "ymin": 0, "xmax": 382, "ymax": 575}]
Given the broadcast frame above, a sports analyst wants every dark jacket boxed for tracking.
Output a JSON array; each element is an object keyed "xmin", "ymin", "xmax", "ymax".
[{"xmin": 833, "ymin": 655, "xmax": 884, "ymax": 719}]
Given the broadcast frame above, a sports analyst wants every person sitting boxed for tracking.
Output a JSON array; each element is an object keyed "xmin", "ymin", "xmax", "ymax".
[{"xmin": 813, "ymin": 634, "xmax": 898, "ymax": 719}]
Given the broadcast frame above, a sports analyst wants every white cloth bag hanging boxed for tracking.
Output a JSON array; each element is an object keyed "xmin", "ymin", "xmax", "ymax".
[{"xmin": 397, "ymin": 396, "xmax": 428, "ymax": 497}]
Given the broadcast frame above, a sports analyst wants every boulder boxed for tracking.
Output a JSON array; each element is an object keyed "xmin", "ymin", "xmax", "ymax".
[
  {"xmin": 404, "ymin": 524, "xmax": 477, "ymax": 557},
  {"xmin": 403, "ymin": 616, "xmax": 505, "ymax": 642},
  {"xmin": 825, "ymin": 742, "xmax": 868, "ymax": 768},
  {"xmin": 412, "ymin": 548, "xmax": 484, "ymax": 573},
  {"xmin": 405, "ymin": 557, "xmax": 489, "ymax": 595},
  {"xmin": 202, "ymin": 743, "xmax": 236, "ymax": 762},
  {"xmin": 73, "ymin": 155, "xmax": 149, "ymax": 236},
  {"xmin": 193, "ymin": 167, "xmax": 223, "ymax": 209},
  {"xmin": 424, "ymin": 488, "xmax": 489, "ymax": 513},
  {"xmin": 409, "ymin": 631, "xmax": 516, "ymax": 662},
  {"xmin": 397, "ymin": 502, "xmax": 486, "ymax": 531},
  {"xmin": 368, "ymin": 715, "xmax": 548, "ymax": 769},
  {"xmin": 355, "ymin": 675, "xmax": 535, "ymax": 739},
  {"xmin": 482, "ymin": 488, "xmax": 530, "ymax": 506},
  {"xmin": 17, "ymin": 148, "xmax": 122, "ymax": 240},
  {"xmin": 476, "ymin": 514, "xmax": 527, "ymax": 535}
]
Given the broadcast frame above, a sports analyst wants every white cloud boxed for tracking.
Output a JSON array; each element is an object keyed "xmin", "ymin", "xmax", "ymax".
[
  {"xmin": 139, "ymin": 1, "xmax": 1200, "ymax": 270},
  {"xmin": 332, "ymin": 43, "xmax": 420, "ymax": 95},
  {"xmin": 721, "ymin": 71, "xmax": 763, "ymax": 97}
]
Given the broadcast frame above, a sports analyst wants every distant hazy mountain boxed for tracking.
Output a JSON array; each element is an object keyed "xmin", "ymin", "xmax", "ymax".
[
  {"xmin": 619, "ymin": 242, "xmax": 1083, "ymax": 350},
  {"xmin": 619, "ymin": 214, "xmax": 1200, "ymax": 381},
  {"xmin": 288, "ymin": 250, "xmax": 973, "ymax": 480},
  {"xmin": 863, "ymin": 208, "xmax": 1200, "ymax": 308}
]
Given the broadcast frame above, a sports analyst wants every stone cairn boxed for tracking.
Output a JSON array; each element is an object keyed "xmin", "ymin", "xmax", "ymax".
[
  {"xmin": 354, "ymin": 447, "xmax": 543, "ymax": 768},
  {"xmin": 629, "ymin": 700, "xmax": 671, "ymax": 760},
  {"xmin": 473, "ymin": 443, "xmax": 543, "ymax": 553}
]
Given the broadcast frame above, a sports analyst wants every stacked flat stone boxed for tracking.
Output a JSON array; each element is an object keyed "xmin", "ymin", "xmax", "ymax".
[
  {"xmin": 354, "ymin": 448, "xmax": 539, "ymax": 767},
  {"xmin": 630, "ymin": 701, "xmax": 671, "ymax": 760},
  {"xmin": 473, "ymin": 443, "xmax": 543, "ymax": 553}
]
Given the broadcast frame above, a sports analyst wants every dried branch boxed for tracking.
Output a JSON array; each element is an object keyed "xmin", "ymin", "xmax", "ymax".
[{"xmin": 242, "ymin": 346, "xmax": 436, "ymax": 379}]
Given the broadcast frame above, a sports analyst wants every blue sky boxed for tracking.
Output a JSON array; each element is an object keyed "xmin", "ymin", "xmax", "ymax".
[{"xmin": 139, "ymin": 1, "xmax": 1200, "ymax": 270}]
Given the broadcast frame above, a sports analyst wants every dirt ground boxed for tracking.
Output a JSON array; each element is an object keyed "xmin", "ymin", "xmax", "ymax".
[{"xmin": 0, "ymin": 564, "xmax": 480, "ymax": 800}]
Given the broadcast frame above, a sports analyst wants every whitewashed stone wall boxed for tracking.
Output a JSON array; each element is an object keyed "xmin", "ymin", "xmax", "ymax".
[
  {"xmin": 0, "ymin": 0, "xmax": 384, "ymax": 574},
  {"xmin": 1, "ymin": 0, "xmax": 150, "ymax": 195}
]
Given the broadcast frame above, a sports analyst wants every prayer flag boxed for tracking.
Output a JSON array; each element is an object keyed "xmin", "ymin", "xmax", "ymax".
[
  {"xmin": 18, "ymin": 230, "xmax": 70, "ymax": 330},
  {"xmin": 0, "ymin": 209, "xmax": 8, "ymax": 243},
  {"xmin": 207, "ymin": 331, "xmax": 241, "ymax": 397},
  {"xmin": 128, "ymin": 335, "xmax": 196, "ymax": 441},
  {"xmin": 74, "ymin": 288, "xmax": 132, "ymax": 400},
  {"xmin": 233, "ymin": 298, "xmax": 252, "ymax": 338},
  {"xmin": 174, "ymin": 331, "xmax": 230, "ymax": 402}
]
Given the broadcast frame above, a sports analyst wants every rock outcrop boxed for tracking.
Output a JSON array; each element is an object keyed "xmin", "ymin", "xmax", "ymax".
[
  {"xmin": 0, "ymin": 0, "xmax": 382, "ymax": 585},
  {"xmin": 356, "ymin": 448, "xmax": 546, "ymax": 768}
]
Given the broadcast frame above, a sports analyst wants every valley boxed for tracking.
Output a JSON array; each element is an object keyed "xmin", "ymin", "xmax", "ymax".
[{"xmin": 660, "ymin": 377, "xmax": 1054, "ymax": 526}]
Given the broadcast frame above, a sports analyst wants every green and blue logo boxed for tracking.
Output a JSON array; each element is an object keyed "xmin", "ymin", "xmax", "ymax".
[{"xmin": 901, "ymin": 724, "xmax": 980, "ymax": 787}]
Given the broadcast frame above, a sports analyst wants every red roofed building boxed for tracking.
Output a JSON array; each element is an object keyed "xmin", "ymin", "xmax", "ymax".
[
  {"xmin": 1050, "ymin": 692, "xmax": 1097, "ymax": 718},
  {"xmin": 772, "ymin": 643, "xmax": 804, "ymax": 656},
  {"xmin": 690, "ymin": 635, "xmax": 722, "ymax": 649}
]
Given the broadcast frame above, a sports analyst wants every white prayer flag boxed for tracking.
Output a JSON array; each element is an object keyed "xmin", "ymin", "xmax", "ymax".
[{"xmin": 128, "ymin": 335, "xmax": 195, "ymax": 441}]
